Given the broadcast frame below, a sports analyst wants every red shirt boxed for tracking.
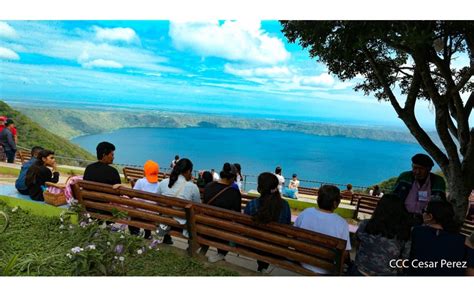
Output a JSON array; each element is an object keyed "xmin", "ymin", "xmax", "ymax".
[{"xmin": 11, "ymin": 127, "xmax": 17, "ymax": 136}]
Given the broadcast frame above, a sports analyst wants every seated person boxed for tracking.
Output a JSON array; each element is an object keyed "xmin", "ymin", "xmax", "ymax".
[
  {"xmin": 15, "ymin": 146, "xmax": 43, "ymax": 195},
  {"xmin": 407, "ymin": 200, "xmax": 474, "ymax": 276},
  {"xmin": 197, "ymin": 171, "xmax": 213, "ymax": 189},
  {"xmin": 369, "ymin": 185, "xmax": 384, "ymax": 197},
  {"xmin": 294, "ymin": 185, "xmax": 351, "ymax": 274},
  {"xmin": 244, "ymin": 172, "xmax": 291, "ymax": 273},
  {"xmin": 283, "ymin": 173, "xmax": 299, "ymax": 199},
  {"xmin": 128, "ymin": 160, "xmax": 160, "ymax": 239},
  {"xmin": 204, "ymin": 162, "xmax": 242, "ymax": 263},
  {"xmin": 25, "ymin": 149, "xmax": 60, "ymax": 201},
  {"xmin": 83, "ymin": 141, "xmax": 121, "ymax": 186},
  {"xmin": 351, "ymin": 194, "xmax": 411, "ymax": 275},
  {"xmin": 341, "ymin": 183, "xmax": 353, "ymax": 201}
]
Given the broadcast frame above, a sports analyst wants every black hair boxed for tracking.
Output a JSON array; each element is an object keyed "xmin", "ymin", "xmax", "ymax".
[
  {"xmin": 220, "ymin": 162, "xmax": 236, "ymax": 180},
  {"xmin": 346, "ymin": 184, "xmax": 353, "ymax": 190},
  {"xmin": 175, "ymin": 155, "xmax": 180, "ymax": 160},
  {"xmin": 25, "ymin": 150, "xmax": 55, "ymax": 187},
  {"xmin": 292, "ymin": 173, "xmax": 297, "ymax": 178},
  {"xmin": 234, "ymin": 163, "xmax": 242, "ymax": 180},
  {"xmin": 365, "ymin": 194, "xmax": 411, "ymax": 241},
  {"xmin": 31, "ymin": 146, "xmax": 44, "ymax": 157},
  {"xmin": 426, "ymin": 200, "xmax": 460, "ymax": 233},
  {"xmin": 96, "ymin": 142, "xmax": 115, "ymax": 160},
  {"xmin": 5, "ymin": 119, "xmax": 14, "ymax": 126},
  {"xmin": 202, "ymin": 171, "xmax": 213, "ymax": 185},
  {"xmin": 169, "ymin": 158, "xmax": 193, "ymax": 188},
  {"xmin": 317, "ymin": 185, "xmax": 341, "ymax": 211},
  {"xmin": 275, "ymin": 166, "xmax": 282, "ymax": 175},
  {"xmin": 253, "ymin": 172, "xmax": 283, "ymax": 224}
]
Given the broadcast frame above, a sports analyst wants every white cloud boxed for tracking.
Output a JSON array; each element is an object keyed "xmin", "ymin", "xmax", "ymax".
[
  {"xmin": 169, "ymin": 20, "xmax": 290, "ymax": 65},
  {"xmin": 93, "ymin": 26, "xmax": 138, "ymax": 43},
  {"xmin": 82, "ymin": 59, "xmax": 123, "ymax": 69},
  {"xmin": 224, "ymin": 64, "xmax": 291, "ymax": 78},
  {"xmin": 0, "ymin": 22, "xmax": 17, "ymax": 39},
  {"xmin": 0, "ymin": 47, "xmax": 20, "ymax": 60},
  {"xmin": 298, "ymin": 73, "xmax": 335, "ymax": 86}
]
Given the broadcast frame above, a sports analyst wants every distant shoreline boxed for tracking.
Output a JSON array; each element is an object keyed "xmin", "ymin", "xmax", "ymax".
[{"xmin": 13, "ymin": 103, "xmax": 440, "ymax": 146}]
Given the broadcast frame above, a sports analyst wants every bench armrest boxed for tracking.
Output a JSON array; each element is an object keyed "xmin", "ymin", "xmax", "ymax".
[{"xmin": 45, "ymin": 182, "xmax": 66, "ymax": 189}]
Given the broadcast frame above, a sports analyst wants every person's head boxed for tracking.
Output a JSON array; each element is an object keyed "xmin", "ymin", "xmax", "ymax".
[
  {"xmin": 254, "ymin": 172, "xmax": 283, "ymax": 224},
  {"xmin": 0, "ymin": 116, "xmax": 6, "ymax": 125},
  {"xmin": 174, "ymin": 155, "xmax": 180, "ymax": 161},
  {"xmin": 36, "ymin": 149, "xmax": 56, "ymax": 167},
  {"xmin": 169, "ymin": 158, "xmax": 193, "ymax": 187},
  {"xmin": 96, "ymin": 142, "xmax": 115, "ymax": 164},
  {"xmin": 144, "ymin": 160, "xmax": 160, "ymax": 184},
  {"xmin": 220, "ymin": 162, "xmax": 237, "ymax": 181},
  {"xmin": 317, "ymin": 185, "xmax": 341, "ymax": 212},
  {"xmin": 275, "ymin": 166, "xmax": 282, "ymax": 175},
  {"xmin": 30, "ymin": 146, "xmax": 44, "ymax": 158},
  {"xmin": 202, "ymin": 171, "xmax": 213, "ymax": 185},
  {"xmin": 346, "ymin": 184, "xmax": 353, "ymax": 191},
  {"xmin": 423, "ymin": 200, "xmax": 460, "ymax": 233},
  {"xmin": 5, "ymin": 119, "xmax": 14, "ymax": 129},
  {"xmin": 372, "ymin": 185, "xmax": 380, "ymax": 195},
  {"xmin": 365, "ymin": 194, "xmax": 411, "ymax": 241},
  {"xmin": 292, "ymin": 174, "xmax": 297, "ymax": 180},
  {"xmin": 411, "ymin": 153, "xmax": 434, "ymax": 181}
]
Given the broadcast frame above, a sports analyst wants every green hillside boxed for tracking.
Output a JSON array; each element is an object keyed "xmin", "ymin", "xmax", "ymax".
[{"xmin": 0, "ymin": 100, "xmax": 94, "ymax": 162}]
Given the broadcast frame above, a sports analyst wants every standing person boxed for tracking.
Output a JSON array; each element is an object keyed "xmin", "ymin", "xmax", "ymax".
[
  {"xmin": 0, "ymin": 117, "xmax": 5, "ymax": 162},
  {"xmin": 274, "ymin": 166, "xmax": 285, "ymax": 193},
  {"xmin": 211, "ymin": 169, "xmax": 220, "ymax": 181},
  {"xmin": 351, "ymin": 194, "xmax": 412, "ymax": 276},
  {"xmin": 244, "ymin": 172, "xmax": 291, "ymax": 273},
  {"xmin": 83, "ymin": 142, "xmax": 121, "ymax": 186},
  {"xmin": 156, "ymin": 158, "xmax": 201, "ymax": 244},
  {"xmin": 234, "ymin": 163, "xmax": 243, "ymax": 191},
  {"xmin": 128, "ymin": 160, "xmax": 160, "ymax": 239},
  {"xmin": 8, "ymin": 118, "xmax": 18, "ymax": 144},
  {"xmin": 407, "ymin": 200, "xmax": 474, "ymax": 276},
  {"xmin": 15, "ymin": 146, "xmax": 43, "ymax": 195},
  {"xmin": 204, "ymin": 162, "xmax": 242, "ymax": 263},
  {"xmin": 170, "ymin": 155, "xmax": 179, "ymax": 169},
  {"xmin": 0, "ymin": 119, "xmax": 17, "ymax": 163},
  {"xmin": 393, "ymin": 153, "xmax": 446, "ymax": 226},
  {"xmin": 294, "ymin": 185, "xmax": 351, "ymax": 274},
  {"xmin": 25, "ymin": 150, "xmax": 60, "ymax": 201}
]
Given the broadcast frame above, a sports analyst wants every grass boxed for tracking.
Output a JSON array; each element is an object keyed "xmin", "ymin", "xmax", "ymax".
[
  {"xmin": 0, "ymin": 200, "xmax": 237, "ymax": 276},
  {"xmin": 0, "ymin": 167, "xmax": 20, "ymax": 176}
]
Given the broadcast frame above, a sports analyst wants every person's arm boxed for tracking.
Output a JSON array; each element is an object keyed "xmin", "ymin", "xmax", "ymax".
[
  {"xmin": 283, "ymin": 202, "xmax": 291, "ymax": 224},
  {"xmin": 112, "ymin": 168, "xmax": 121, "ymax": 185},
  {"xmin": 191, "ymin": 184, "xmax": 201, "ymax": 203},
  {"xmin": 233, "ymin": 191, "xmax": 242, "ymax": 212},
  {"xmin": 7, "ymin": 130, "xmax": 16, "ymax": 150}
]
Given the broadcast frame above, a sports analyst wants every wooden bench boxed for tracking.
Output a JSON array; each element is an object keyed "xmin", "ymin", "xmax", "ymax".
[
  {"xmin": 353, "ymin": 194, "xmax": 380, "ymax": 220},
  {"xmin": 72, "ymin": 180, "xmax": 347, "ymax": 275},
  {"xmin": 122, "ymin": 166, "xmax": 169, "ymax": 187},
  {"xmin": 297, "ymin": 186, "xmax": 319, "ymax": 196},
  {"xmin": 461, "ymin": 218, "xmax": 474, "ymax": 237},
  {"xmin": 15, "ymin": 149, "xmax": 32, "ymax": 164}
]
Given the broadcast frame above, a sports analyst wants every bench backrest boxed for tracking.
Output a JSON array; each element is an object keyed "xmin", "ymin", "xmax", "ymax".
[
  {"xmin": 122, "ymin": 166, "xmax": 168, "ymax": 187},
  {"xmin": 298, "ymin": 186, "xmax": 319, "ymax": 196},
  {"xmin": 461, "ymin": 218, "xmax": 474, "ymax": 237},
  {"xmin": 353, "ymin": 194, "xmax": 380, "ymax": 219},
  {"xmin": 16, "ymin": 149, "xmax": 32, "ymax": 164},
  {"xmin": 73, "ymin": 180, "xmax": 346, "ymax": 275}
]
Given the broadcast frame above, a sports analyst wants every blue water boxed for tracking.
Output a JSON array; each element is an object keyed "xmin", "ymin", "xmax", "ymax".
[{"xmin": 72, "ymin": 127, "xmax": 429, "ymax": 190}]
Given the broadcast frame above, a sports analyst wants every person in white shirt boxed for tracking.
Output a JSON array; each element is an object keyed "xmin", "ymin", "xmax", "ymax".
[
  {"xmin": 274, "ymin": 166, "xmax": 285, "ymax": 193},
  {"xmin": 369, "ymin": 185, "xmax": 384, "ymax": 197},
  {"xmin": 129, "ymin": 160, "xmax": 160, "ymax": 239},
  {"xmin": 294, "ymin": 185, "xmax": 351, "ymax": 274},
  {"xmin": 211, "ymin": 169, "xmax": 220, "ymax": 181},
  {"xmin": 156, "ymin": 158, "xmax": 201, "ymax": 244}
]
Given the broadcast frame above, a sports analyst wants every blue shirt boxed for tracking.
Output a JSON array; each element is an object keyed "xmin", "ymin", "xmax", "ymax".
[
  {"xmin": 15, "ymin": 157, "xmax": 36, "ymax": 191},
  {"xmin": 244, "ymin": 197, "xmax": 291, "ymax": 225}
]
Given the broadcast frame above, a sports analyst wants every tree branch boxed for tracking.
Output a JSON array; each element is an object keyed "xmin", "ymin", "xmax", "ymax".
[
  {"xmin": 447, "ymin": 115, "xmax": 459, "ymax": 141},
  {"xmin": 466, "ymin": 91, "xmax": 474, "ymax": 119}
]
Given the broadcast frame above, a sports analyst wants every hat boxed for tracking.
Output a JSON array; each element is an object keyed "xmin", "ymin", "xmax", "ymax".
[
  {"xmin": 0, "ymin": 116, "xmax": 6, "ymax": 121},
  {"xmin": 144, "ymin": 160, "xmax": 160, "ymax": 183},
  {"xmin": 411, "ymin": 153, "xmax": 434, "ymax": 168}
]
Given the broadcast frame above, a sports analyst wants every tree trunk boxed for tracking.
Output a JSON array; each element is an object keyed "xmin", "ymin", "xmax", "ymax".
[{"xmin": 442, "ymin": 161, "xmax": 472, "ymax": 224}]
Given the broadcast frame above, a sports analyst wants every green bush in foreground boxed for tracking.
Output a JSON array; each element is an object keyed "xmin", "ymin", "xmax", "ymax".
[{"xmin": 0, "ymin": 201, "xmax": 236, "ymax": 276}]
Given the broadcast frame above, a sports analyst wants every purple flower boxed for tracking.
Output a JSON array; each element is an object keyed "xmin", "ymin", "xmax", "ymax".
[{"xmin": 115, "ymin": 244, "xmax": 124, "ymax": 254}]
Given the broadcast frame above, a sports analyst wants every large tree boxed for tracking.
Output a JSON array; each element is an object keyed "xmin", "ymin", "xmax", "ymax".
[{"xmin": 280, "ymin": 21, "xmax": 473, "ymax": 221}]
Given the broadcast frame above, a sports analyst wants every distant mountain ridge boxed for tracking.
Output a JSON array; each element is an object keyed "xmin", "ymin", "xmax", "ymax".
[
  {"xmin": 0, "ymin": 101, "xmax": 94, "ymax": 160},
  {"xmin": 16, "ymin": 105, "xmax": 440, "ymax": 145}
]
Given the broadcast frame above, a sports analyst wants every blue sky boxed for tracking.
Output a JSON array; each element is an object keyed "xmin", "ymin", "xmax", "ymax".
[{"xmin": 0, "ymin": 20, "xmax": 446, "ymax": 128}]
